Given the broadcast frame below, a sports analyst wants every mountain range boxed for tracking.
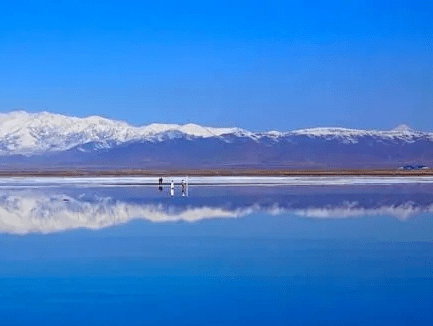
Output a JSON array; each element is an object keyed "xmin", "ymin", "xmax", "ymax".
[{"xmin": 1, "ymin": 111, "xmax": 432, "ymax": 170}]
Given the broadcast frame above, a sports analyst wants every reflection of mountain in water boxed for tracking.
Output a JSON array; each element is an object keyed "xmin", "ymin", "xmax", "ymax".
[{"xmin": 1, "ymin": 186, "xmax": 432, "ymax": 234}]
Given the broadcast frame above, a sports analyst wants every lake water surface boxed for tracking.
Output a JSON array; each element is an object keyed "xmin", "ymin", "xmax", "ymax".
[{"xmin": 0, "ymin": 178, "xmax": 432, "ymax": 325}]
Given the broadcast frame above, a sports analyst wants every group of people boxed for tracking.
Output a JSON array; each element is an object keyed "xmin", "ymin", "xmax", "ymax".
[{"xmin": 158, "ymin": 177, "xmax": 187, "ymax": 197}]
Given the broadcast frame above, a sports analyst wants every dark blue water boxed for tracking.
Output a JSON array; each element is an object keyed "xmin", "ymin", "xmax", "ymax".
[{"xmin": 0, "ymin": 185, "xmax": 432, "ymax": 325}]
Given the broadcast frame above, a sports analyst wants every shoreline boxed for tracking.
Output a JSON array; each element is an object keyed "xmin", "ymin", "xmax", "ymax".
[{"xmin": 0, "ymin": 169, "xmax": 432, "ymax": 177}]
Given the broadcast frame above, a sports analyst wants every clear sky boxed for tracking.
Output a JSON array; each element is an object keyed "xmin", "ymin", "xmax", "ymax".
[{"xmin": 0, "ymin": 0, "xmax": 431, "ymax": 131}]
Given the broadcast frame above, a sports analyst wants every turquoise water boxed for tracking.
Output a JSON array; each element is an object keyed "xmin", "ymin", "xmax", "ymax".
[{"xmin": 0, "ymin": 185, "xmax": 432, "ymax": 325}]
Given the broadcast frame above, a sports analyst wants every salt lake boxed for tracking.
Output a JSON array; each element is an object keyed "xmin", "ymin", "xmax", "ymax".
[{"xmin": 0, "ymin": 178, "xmax": 432, "ymax": 325}]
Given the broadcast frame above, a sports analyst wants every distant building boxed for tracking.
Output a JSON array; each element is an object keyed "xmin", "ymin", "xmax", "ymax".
[{"xmin": 399, "ymin": 165, "xmax": 429, "ymax": 170}]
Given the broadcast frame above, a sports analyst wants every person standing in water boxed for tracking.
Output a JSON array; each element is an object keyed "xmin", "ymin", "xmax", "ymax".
[
  {"xmin": 170, "ymin": 180, "xmax": 174, "ymax": 197},
  {"xmin": 181, "ymin": 179, "xmax": 185, "ymax": 196},
  {"xmin": 158, "ymin": 177, "xmax": 163, "ymax": 191}
]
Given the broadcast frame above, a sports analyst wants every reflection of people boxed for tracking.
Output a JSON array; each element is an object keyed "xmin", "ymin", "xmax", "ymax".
[
  {"xmin": 181, "ymin": 179, "xmax": 185, "ymax": 196},
  {"xmin": 158, "ymin": 177, "xmax": 163, "ymax": 191},
  {"xmin": 170, "ymin": 180, "xmax": 174, "ymax": 197}
]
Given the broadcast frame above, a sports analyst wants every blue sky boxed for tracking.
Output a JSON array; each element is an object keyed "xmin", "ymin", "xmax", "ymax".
[{"xmin": 0, "ymin": 0, "xmax": 431, "ymax": 131}]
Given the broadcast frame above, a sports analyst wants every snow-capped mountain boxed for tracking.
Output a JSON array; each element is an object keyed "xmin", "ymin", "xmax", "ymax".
[
  {"xmin": 291, "ymin": 124, "xmax": 430, "ymax": 143},
  {"xmin": 0, "ymin": 111, "xmax": 251, "ymax": 154},
  {"xmin": 0, "ymin": 111, "xmax": 432, "ymax": 169}
]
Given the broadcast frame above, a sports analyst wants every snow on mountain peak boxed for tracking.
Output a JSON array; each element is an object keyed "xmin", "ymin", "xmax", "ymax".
[
  {"xmin": 179, "ymin": 123, "xmax": 240, "ymax": 137},
  {"xmin": 0, "ymin": 111, "xmax": 431, "ymax": 155},
  {"xmin": 288, "ymin": 125, "xmax": 429, "ymax": 143},
  {"xmin": 0, "ymin": 111, "xmax": 248, "ymax": 154},
  {"xmin": 292, "ymin": 127, "xmax": 368, "ymax": 136},
  {"xmin": 392, "ymin": 124, "xmax": 412, "ymax": 132}
]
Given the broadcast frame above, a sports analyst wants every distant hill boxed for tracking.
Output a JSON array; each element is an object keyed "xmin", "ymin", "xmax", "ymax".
[{"xmin": 1, "ymin": 111, "xmax": 432, "ymax": 170}]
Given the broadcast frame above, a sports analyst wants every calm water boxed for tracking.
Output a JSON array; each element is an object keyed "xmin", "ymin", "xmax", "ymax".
[{"xmin": 0, "ymin": 181, "xmax": 432, "ymax": 325}]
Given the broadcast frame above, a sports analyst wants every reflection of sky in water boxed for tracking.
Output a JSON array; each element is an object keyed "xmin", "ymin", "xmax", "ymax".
[{"xmin": 0, "ymin": 184, "xmax": 432, "ymax": 325}]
